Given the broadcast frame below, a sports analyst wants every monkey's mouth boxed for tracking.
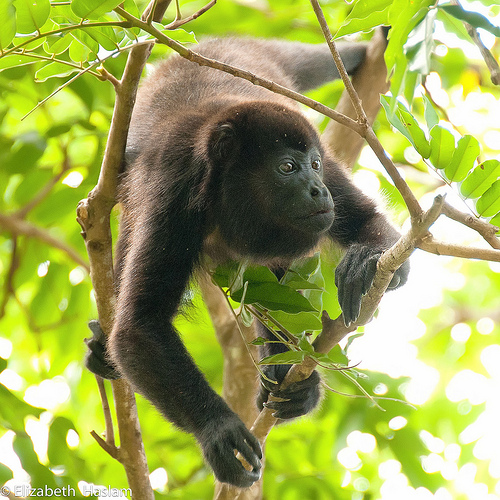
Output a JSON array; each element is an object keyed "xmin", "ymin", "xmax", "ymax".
[{"xmin": 309, "ymin": 208, "xmax": 333, "ymax": 217}]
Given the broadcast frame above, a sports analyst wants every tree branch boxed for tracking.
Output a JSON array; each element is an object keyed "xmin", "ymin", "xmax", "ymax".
[
  {"xmin": 76, "ymin": 2, "xmax": 175, "ymax": 499},
  {"xmin": 309, "ymin": 0, "xmax": 366, "ymax": 122},
  {"xmin": 165, "ymin": 0, "xmax": 217, "ymax": 29},
  {"xmin": 113, "ymin": 6, "xmax": 364, "ymax": 135},
  {"xmin": 322, "ymin": 27, "xmax": 389, "ymax": 168},
  {"xmin": 250, "ymin": 195, "xmax": 445, "ymax": 440},
  {"xmin": 442, "ymin": 202, "xmax": 500, "ymax": 249},
  {"xmin": 418, "ymin": 235, "xmax": 500, "ymax": 262}
]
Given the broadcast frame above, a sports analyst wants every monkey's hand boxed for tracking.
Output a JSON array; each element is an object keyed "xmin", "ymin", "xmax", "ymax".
[
  {"xmin": 197, "ymin": 413, "xmax": 262, "ymax": 487},
  {"xmin": 257, "ymin": 364, "xmax": 321, "ymax": 419},
  {"xmin": 84, "ymin": 320, "xmax": 121, "ymax": 379},
  {"xmin": 335, "ymin": 243, "xmax": 410, "ymax": 327}
]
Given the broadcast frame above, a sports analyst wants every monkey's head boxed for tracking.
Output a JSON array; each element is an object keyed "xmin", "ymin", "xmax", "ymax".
[{"xmin": 203, "ymin": 102, "xmax": 335, "ymax": 259}]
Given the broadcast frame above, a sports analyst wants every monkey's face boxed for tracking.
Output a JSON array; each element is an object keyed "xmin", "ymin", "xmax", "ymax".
[{"xmin": 246, "ymin": 143, "xmax": 335, "ymax": 236}]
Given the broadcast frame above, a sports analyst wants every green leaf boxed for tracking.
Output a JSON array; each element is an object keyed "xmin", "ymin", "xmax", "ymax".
[
  {"xmin": 423, "ymin": 95, "xmax": 439, "ymax": 130},
  {"xmin": 3, "ymin": 132, "xmax": 47, "ymax": 173},
  {"xmin": 0, "ymin": 54, "xmax": 38, "ymax": 72},
  {"xmin": 326, "ymin": 345, "xmax": 349, "ymax": 366},
  {"xmin": 68, "ymin": 36, "xmax": 91, "ymax": 62},
  {"xmin": 270, "ymin": 310, "xmax": 323, "ymax": 334},
  {"xmin": 0, "ymin": 357, "xmax": 7, "ymax": 373},
  {"xmin": 72, "ymin": 28, "xmax": 99, "ymax": 54},
  {"xmin": 476, "ymin": 180, "xmax": 500, "ymax": 217},
  {"xmin": 0, "ymin": 0, "xmax": 16, "ymax": 50},
  {"xmin": 259, "ymin": 351, "xmax": 306, "ymax": 365},
  {"xmin": 334, "ymin": 0, "xmax": 391, "ymax": 38},
  {"xmin": 282, "ymin": 275, "xmax": 322, "ymax": 291},
  {"xmin": 0, "ymin": 462, "xmax": 13, "ymax": 485},
  {"xmin": 489, "ymin": 212, "xmax": 500, "ymax": 232},
  {"xmin": 386, "ymin": 0, "xmax": 434, "ymax": 72},
  {"xmin": 76, "ymin": 25, "xmax": 119, "ymax": 51},
  {"xmin": 212, "ymin": 260, "xmax": 240, "ymax": 288},
  {"xmin": 296, "ymin": 333, "xmax": 314, "ymax": 353},
  {"xmin": 46, "ymin": 123, "xmax": 73, "ymax": 137},
  {"xmin": 380, "ymin": 95, "xmax": 431, "ymax": 158},
  {"xmin": 71, "ymin": 0, "xmax": 122, "ymax": 20},
  {"xmin": 429, "ymin": 125, "xmax": 455, "ymax": 170},
  {"xmin": 250, "ymin": 336, "xmax": 269, "ymax": 346},
  {"xmin": 460, "ymin": 160, "xmax": 500, "ymax": 199},
  {"xmin": 44, "ymin": 32, "xmax": 73, "ymax": 55},
  {"xmin": 14, "ymin": 168, "xmax": 52, "ymax": 206},
  {"xmin": 397, "ymin": 107, "xmax": 431, "ymax": 158},
  {"xmin": 445, "ymin": 135, "xmax": 480, "ymax": 182},
  {"xmin": 35, "ymin": 61, "xmax": 81, "ymax": 82},
  {"xmin": 0, "ymin": 385, "xmax": 42, "ymax": 432},
  {"xmin": 242, "ymin": 266, "xmax": 278, "ymax": 284},
  {"xmin": 13, "ymin": 0, "xmax": 50, "ymax": 34},
  {"xmin": 439, "ymin": 3, "xmax": 500, "ymax": 37},
  {"xmin": 47, "ymin": 416, "xmax": 76, "ymax": 465},
  {"xmin": 231, "ymin": 282, "xmax": 317, "ymax": 314},
  {"xmin": 406, "ymin": 8, "xmax": 437, "ymax": 75},
  {"xmin": 287, "ymin": 253, "xmax": 321, "ymax": 280}
]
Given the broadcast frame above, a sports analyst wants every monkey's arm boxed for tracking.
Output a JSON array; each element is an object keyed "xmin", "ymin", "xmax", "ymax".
[
  {"xmin": 324, "ymin": 160, "xmax": 409, "ymax": 326},
  {"xmin": 109, "ymin": 179, "xmax": 262, "ymax": 487}
]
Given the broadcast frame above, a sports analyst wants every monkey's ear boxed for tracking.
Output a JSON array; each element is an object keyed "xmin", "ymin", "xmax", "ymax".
[{"xmin": 208, "ymin": 122, "xmax": 238, "ymax": 162}]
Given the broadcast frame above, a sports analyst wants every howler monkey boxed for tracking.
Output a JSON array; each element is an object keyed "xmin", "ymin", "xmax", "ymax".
[{"xmin": 85, "ymin": 37, "xmax": 409, "ymax": 487}]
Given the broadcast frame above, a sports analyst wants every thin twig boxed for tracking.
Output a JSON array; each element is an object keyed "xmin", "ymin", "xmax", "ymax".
[
  {"xmin": 9, "ymin": 51, "xmax": 101, "ymax": 77},
  {"xmin": 0, "ymin": 237, "xmax": 19, "ymax": 319},
  {"xmin": 0, "ymin": 21, "xmax": 132, "ymax": 58},
  {"xmin": 165, "ymin": 0, "xmax": 217, "ymax": 29},
  {"xmin": 15, "ymin": 151, "xmax": 71, "ymax": 219},
  {"xmin": 309, "ymin": 0, "xmax": 366, "ymax": 123},
  {"xmin": 96, "ymin": 376, "xmax": 116, "ymax": 447},
  {"xmin": 22, "ymin": 40, "xmax": 154, "ymax": 121},
  {"xmin": 308, "ymin": 0, "xmax": 423, "ymax": 220},
  {"xmin": 90, "ymin": 430, "xmax": 120, "ymax": 460},
  {"xmin": 0, "ymin": 212, "xmax": 89, "ymax": 270}
]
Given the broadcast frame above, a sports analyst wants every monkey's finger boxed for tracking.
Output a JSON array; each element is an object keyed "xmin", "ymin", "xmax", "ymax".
[
  {"xmin": 241, "ymin": 427, "xmax": 263, "ymax": 460},
  {"xmin": 388, "ymin": 272, "xmax": 401, "ymax": 289},
  {"xmin": 346, "ymin": 275, "xmax": 363, "ymax": 326},
  {"xmin": 88, "ymin": 319, "xmax": 105, "ymax": 340},
  {"xmin": 361, "ymin": 254, "xmax": 379, "ymax": 296},
  {"xmin": 272, "ymin": 371, "xmax": 320, "ymax": 398},
  {"xmin": 235, "ymin": 440, "xmax": 262, "ymax": 472},
  {"xmin": 335, "ymin": 268, "xmax": 346, "ymax": 317}
]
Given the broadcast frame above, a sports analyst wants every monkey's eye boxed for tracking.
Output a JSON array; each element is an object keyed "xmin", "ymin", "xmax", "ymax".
[
  {"xmin": 279, "ymin": 162, "xmax": 295, "ymax": 174},
  {"xmin": 312, "ymin": 160, "xmax": 321, "ymax": 171}
]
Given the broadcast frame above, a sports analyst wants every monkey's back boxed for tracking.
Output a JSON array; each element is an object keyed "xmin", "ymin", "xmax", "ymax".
[{"xmin": 125, "ymin": 38, "xmax": 301, "ymax": 157}]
